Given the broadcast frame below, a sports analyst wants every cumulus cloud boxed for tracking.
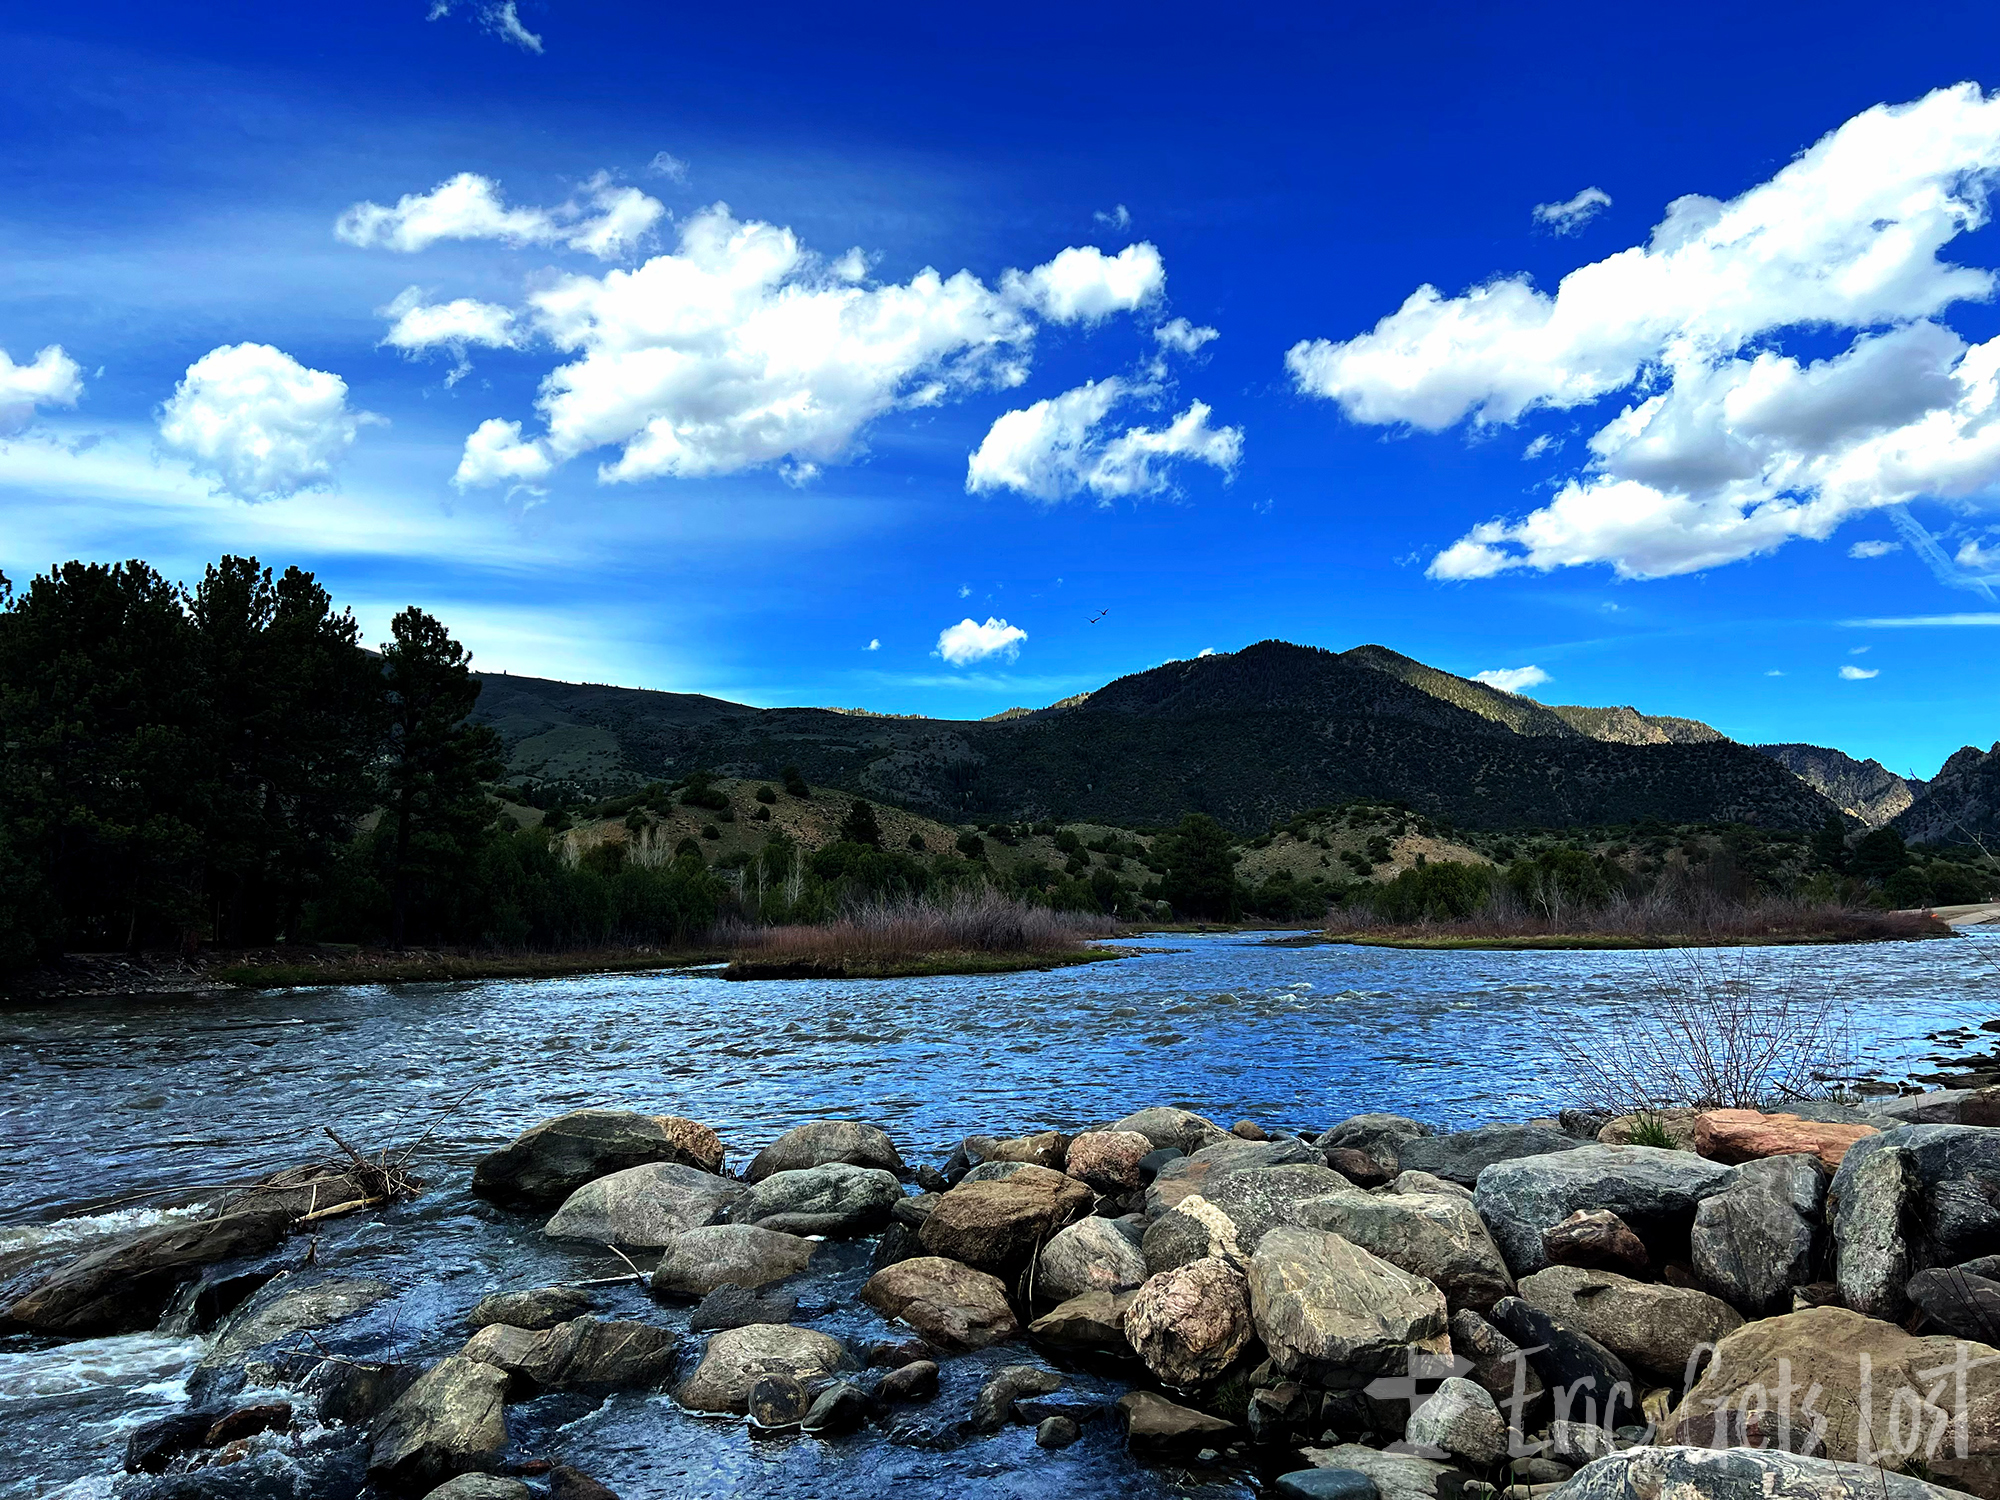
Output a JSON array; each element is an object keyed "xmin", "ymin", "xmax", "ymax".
[
  {"xmin": 450, "ymin": 206, "xmax": 1171, "ymax": 487},
  {"xmin": 865, "ymin": 638, "xmax": 880, "ymax": 651},
  {"xmin": 453, "ymin": 418, "xmax": 553, "ymax": 490},
  {"xmin": 1473, "ymin": 665, "xmax": 1551, "ymax": 694},
  {"xmin": 1153, "ymin": 317, "xmax": 1219, "ymax": 356},
  {"xmin": 964, "ymin": 377, "xmax": 1242, "ymax": 503},
  {"xmin": 0, "ymin": 344, "xmax": 84, "ymax": 434},
  {"xmin": 336, "ymin": 172, "xmax": 663, "ymax": 260},
  {"xmin": 1850, "ymin": 539, "xmax": 1903, "ymax": 558},
  {"xmin": 380, "ymin": 288, "xmax": 520, "ymax": 383},
  {"xmin": 158, "ymin": 343, "xmax": 373, "ymax": 501},
  {"xmin": 1290, "ymin": 86, "xmax": 2000, "ymax": 581},
  {"xmin": 1533, "ymin": 187, "xmax": 1612, "ymax": 234},
  {"xmin": 1839, "ymin": 664, "xmax": 1880, "ymax": 679},
  {"xmin": 936, "ymin": 616, "xmax": 1026, "ymax": 666}
]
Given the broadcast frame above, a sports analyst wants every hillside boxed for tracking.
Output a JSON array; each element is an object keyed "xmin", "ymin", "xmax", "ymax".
[
  {"xmin": 1894, "ymin": 743, "xmax": 2000, "ymax": 847},
  {"xmin": 471, "ymin": 641, "xmax": 1838, "ymax": 833},
  {"xmin": 1757, "ymin": 743, "xmax": 1924, "ymax": 828}
]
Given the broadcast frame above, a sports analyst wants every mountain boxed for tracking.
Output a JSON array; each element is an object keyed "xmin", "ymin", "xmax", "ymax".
[
  {"xmin": 1756, "ymin": 743, "xmax": 1925, "ymax": 829},
  {"xmin": 1893, "ymin": 744, "xmax": 2000, "ymax": 847},
  {"xmin": 472, "ymin": 641, "xmax": 1837, "ymax": 833}
]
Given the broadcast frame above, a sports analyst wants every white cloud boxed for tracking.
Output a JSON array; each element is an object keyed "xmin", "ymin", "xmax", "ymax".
[
  {"xmin": 452, "ymin": 417, "xmax": 553, "ymax": 490},
  {"xmin": 1849, "ymin": 539, "xmax": 1902, "ymax": 558},
  {"xmin": 0, "ymin": 344, "xmax": 84, "ymax": 434},
  {"xmin": 648, "ymin": 152, "xmax": 690, "ymax": 183},
  {"xmin": 1153, "ymin": 317, "xmax": 1219, "ymax": 356},
  {"xmin": 1290, "ymin": 85, "xmax": 2000, "ymax": 580},
  {"xmin": 1198, "ymin": 646, "xmax": 1217, "ymax": 656},
  {"xmin": 336, "ymin": 172, "xmax": 662, "ymax": 260},
  {"xmin": 935, "ymin": 616, "xmax": 1026, "ymax": 666},
  {"xmin": 454, "ymin": 206, "xmax": 1167, "ymax": 488},
  {"xmin": 1523, "ymin": 433, "xmax": 1556, "ymax": 459},
  {"xmin": 1846, "ymin": 612, "xmax": 2000, "ymax": 625},
  {"xmin": 1532, "ymin": 187, "xmax": 1612, "ymax": 234},
  {"xmin": 1766, "ymin": 669, "xmax": 1785, "ymax": 676},
  {"xmin": 379, "ymin": 288, "xmax": 520, "ymax": 383},
  {"xmin": 1095, "ymin": 205, "xmax": 1132, "ymax": 231},
  {"xmin": 157, "ymin": 343, "xmax": 372, "ymax": 502},
  {"xmin": 957, "ymin": 583, "xmax": 971, "ymax": 598},
  {"xmin": 1957, "ymin": 538, "xmax": 2000, "ymax": 569},
  {"xmin": 1472, "ymin": 665, "xmax": 1551, "ymax": 694},
  {"xmin": 965, "ymin": 377, "xmax": 1241, "ymax": 503},
  {"xmin": 865, "ymin": 638, "xmax": 880, "ymax": 651},
  {"xmin": 430, "ymin": 2, "xmax": 542, "ymax": 52},
  {"xmin": 1850, "ymin": 645, "xmax": 1871, "ymax": 654},
  {"xmin": 1840, "ymin": 664, "xmax": 1880, "ymax": 679},
  {"xmin": 1002, "ymin": 243, "xmax": 1165, "ymax": 324}
]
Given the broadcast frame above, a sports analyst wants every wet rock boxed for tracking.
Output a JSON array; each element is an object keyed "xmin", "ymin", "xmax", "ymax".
[
  {"xmin": 1141, "ymin": 1206, "xmax": 1217, "ymax": 1275},
  {"xmin": 204, "ymin": 1401, "xmax": 293, "ymax": 1445},
  {"xmin": 866, "ymin": 1336, "xmax": 934, "ymax": 1367},
  {"xmin": 1472, "ymin": 1145, "xmax": 1738, "ymax": 1276},
  {"xmin": 878, "ymin": 1359, "xmax": 940, "ymax": 1401},
  {"xmin": 303, "ymin": 1358, "xmax": 419, "ymax": 1427},
  {"xmin": 968, "ymin": 1364, "xmax": 1062, "ymax": 1432},
  {"xmin": 1320, "ymin": 1112, "xmax": 1435, "ymax": 1157},
  {"xmin": 1247, "ymin": 1224, "xmax": 1450, "ymax": 1382},
  {"xmin": 1036, "ymin": 1215, "xmax": 1148, "ymax": 1303},
  {"xmin": 1036, "ymin": 1415, "xmax": 1082, "ymax": 1448},
  {"xmin": 1397, "ymin": 1123, "xmax": 1585, "ymax": 1187},
  {"xmin": 674, "ymin": 1323, "xmax": 847, "ymax": 1414},
  {"xmin": 1906, "ymin": 1267, "xmax": 2000, "ymax": 1342},
  {"xmin": 917, "ymin": 1164, "xmax": 1093, "ymax": 1275},
  {"xmin": 1542, "ymin": 1209, "xmax": 1649, "ymax": 1273},
  {"xmin": 547, "ymin": 1465, "xmax": 620, "ymax": 1500},
  {"xmin": 690, "ymin": 1283, "xmax": 797, "ymax": 1332},
  {"xmin": 650, "ymin": 1224, "xmax": 817, "ymax": 1298},
  {"xmin": 1324, "ymin": 1148, "xmax": 1395, "ymax": 1187},
  {"xmin": 1027, "ymin": 1289, "xmax": 1134, "ymax": 1350},
  {"xmin": 1488, "ymin": 1296, "xmax": 1638, "ymax": 1429},
  {"xmin": 747, "ymin": 1371, "xmax": 811, "ymax": 1429},
  {"xmin": 466, "ymin": 1286, "xmax": 593, "ymax": 1332},
  {"xmin": 5, "ymin": 1207, "xmax": 290, "ymax": 1335},
  {"xmin": 1233, "ymin": 1119, "xmax": 1270, "ymax": 1141},
  {"xmin": 206, "ymin": 1274, "xmax": 394, "ymax": 1367},
  {"xmin": 1595, "ymin": 1109, "xmax": 1700, "ymax": 1149},
  {"xmin": 1275, "ymin": 1471, "xmax": 1381, "ymax": 1500},
  {"xmin": 860, "ymin": 1255, "xmax": 1019, "ymax": 1349},
  {"xmin": 472, "ymin": 1109, "xmax": 724, "ymax": 1205},
  {"xmin": 1113, "ymin": 1106, "xmax": 1236, "ymax": 1155},
  {"xmin": 802, "ymin": 1379, "xmax": 871, "ymax": 1435},
  {"xmin": 422, "ymin": 1477, "xmax": 531, "ymax": 1500},
  {"xmin": 126, "ymin": 1410, "xmax": 226, "ymax": 1474},
  {"xmin": 462, "ymin": 1315, "xmax": 678, "ymax": 1392},
  {"xmin": 1832, "ymin": 1140, "xmax": 1916, "ymax": 1320},
  {"xmin": 724, "ymin": 1162, "xmax": 904, "ymax": 1238},
  {"xmin": 1289, "ymin": 1186, "xmax": 1515, "ymax": 1313},
  {"xmin": 543, "ymin": 1162, "xmax": 747, "ymax": 1248},
  {"xmin": 1145, "ymin": 1137, "xmax": 1326, "ymax": 1215},
  {"xmin": 1126, "ymin": 1256, "xmax": 1253, "ymax": 1387},
  {"xmin": 966, "ymin": 1130, "xmax": 1071, "ymax": 1170},
  {"xmin": 1138, "ymin": 1146, "xmax": 1186, "ymax": 1180},
  {"xmin": 1552, "ymin": 1444, "xmax": 1975, "ymax": 1500},
  {"xmin": 1517, "ymin": 1265, "xmax": 1741, "ymax": 1382},
  {"xmin": 1450, "ymin": 1307, "xmax": 1546, "ymax": 1414},
  {"xmin": 1695, "ymin": 1108, "xmax": 1879, "ymax": 1170},
  {"xmin": 1116, "ymin": 1389, "xmax": 1237, "ymax": 1452},
  {"xmin": 870, "ymin": 1221, "xmax": 923, "ymax": 1273},
  {"xmin": 1406, "ymin": 1376, "xmax": 1507, "ymax": 1467},
  {"xmin": 1294, "ymin": 1444, "xmax": 1464, "ymax": 1500},
  {"xmin": 367, "ymin": 1355, "xmax": 511, "ymax": 1494},
  {"xmin": 747, "ymin": 1119, "xmax": 906, "ymax": 1182},
  {"xmin": 1065, "ymin": 1130, "xmax": 1155, "ymax": 1193},
  {"xmin": 1691, "ymin": 1153, "xmax": 1827, "ymax": 1315}
]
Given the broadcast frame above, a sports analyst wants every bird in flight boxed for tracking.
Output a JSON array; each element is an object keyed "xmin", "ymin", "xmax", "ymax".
[{"xmin": 1088, "ymin": 608, "xmax": 1109, "ymax": 625}]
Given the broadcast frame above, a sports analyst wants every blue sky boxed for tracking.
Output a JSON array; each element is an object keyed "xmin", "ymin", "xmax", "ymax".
[{"xmin": 4, "ymin": 2, "xmax": 2000, "ymax": 778}]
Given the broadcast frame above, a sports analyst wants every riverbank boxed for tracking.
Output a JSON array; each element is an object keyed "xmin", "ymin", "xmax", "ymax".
[{"xmin": 1306, "ymin": 905, "xmax": 1950, "ymax": 951}]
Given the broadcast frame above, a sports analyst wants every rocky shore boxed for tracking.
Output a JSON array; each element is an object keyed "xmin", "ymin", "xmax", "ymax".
[{"xmin": 11, "ymin": 1087, "xmax": 2000, "ymax": 1499}]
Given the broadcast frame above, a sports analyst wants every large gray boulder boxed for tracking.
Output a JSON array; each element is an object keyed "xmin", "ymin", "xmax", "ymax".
[
  {"xmin": 1125, "ymin": 1256, "xmax": 1253, "ymax": 1387},
  {"xmin": 1516, "ymin": 1265, "xmax": 1742, "ymax": 1382},
  {"xmin": 1691, "ymin": 1153, "xmax": 1827, "ymax": 1315},
  {"xmin": 1295, "ymin": 1444, "xmax": 1468, "ymax": 1500},
  {"xmin": 1111, "ymin": 1106, "xmax": 1235, "ymax": 1155},
  {"xmin": 206, "ymin": 1275, "xmax": 394, "ymax": 1365},
  {"xmin": 918, "ymin": 1165, "xmax": 1093, "ymax": 1275},
  {"xmin": 1548, "ymin": 1444, "xmax": 1978, "ymax": 1500},
  {"xmin": 1035, "ymin": 1216, "xmax": 1148, "ymax": 1304},
  {"xmin": 746, "ymin": 1119, "xmax": 906, "ymax": 1182},
  {"xmin": 4, "ymin": 1208, "xmax": 291, "ymax": 1335},
  {"xmin": 650, "ymin": 1225, "xmax": 816, "ymax": 1298},
  {"xmin": 466, "ymin": 1287, "xmax": 593, "ymax": 1332},
  {"xmin": 1145, "ymin": 1137, "xmax": 1325, "ymax": 1215},
  {"xmin": 461, "ymin": 1315, "xmax": 678, "ymax": 1392},
  {"xmin": 1027, "ymin": 1289, "xmax": 1134, "ymax": 1351},
  {"xmin": 1449, "ymin": 1307, "xmax": 1545, "ymax": 1412},
  {"xmin": 1197, "ymin": 1164, "xmax": 1354, "ymax": 1251},
  {"xmin": 1832, "ymin": 1139, "xmax": 1918, "ymax": 1320},
  {"xmin": 471, "ymin": 1109, "xmax": 724, "ymax": 1206},
  {"xmin": 1247, "ymin": 1224, "xmax": 1450, "ymax": 1382},
  {"xmin": 1317, "ymin": 1113, "xmax": 1434, "ymax": 1177},
  {"xmin": 1397, "ymin": 1123, "xmax": 1585, "ymax": 1187},
  {"xmin": 543, "ymin": 1162, "xmax": 746, "ymax": 1247},
  {"xmin": 367, "ymin": 1356, "xmax": 510, "ymax": 1493},
  {"xmin": 1141, "ymin": 1208, "xmax": 1216, "ymax": 1275},
  {"xmin": 1473, "ymin": 1145, "xmax": 1737, "ymax": 1275},
  {"xmin": 1867, "ymin": 1089, "xmax": 1988, "ymax": 1126},
  {"xmin": 1289, "ymin": 1188, "xmax": 1515, "ymax": 1313},
  {"xmin": 1406, "ymin": 1376, "xmax": 1508, "ymax": 1467},
  {"xmin": 674, "ymin": 1324, "xmax": 846, "ymax": 1414},
  {"xmin": 723, "ymin": 1162, "xmax": 903, "ymax": 1238},
  {"xmin": 1832, "ymin": 1125, "xmax": 2000, "ymax": 1296},
  {"xmin": 421, "ymin": 1478, "xmax": 530, "ymax": 1500},
  {"xmin": 860, "ymin": 1256, "xmax": 1019, "ymax": 1349}
]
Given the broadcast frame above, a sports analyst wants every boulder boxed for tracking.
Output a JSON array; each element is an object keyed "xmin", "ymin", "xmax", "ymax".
[
  {"xmin": 1397, "ymin": 1123, "xmax": 1584, "ymax": 1187},
  {"xmin": 965, "ymin": 1130, "xmax": 1070, "ymax": 1169},
  {"xmin": 1295, "ymin": 1444, "xmax": 1466, "ymax": 1500},
  {"xmin": 689, "ymin": 1284, "xmax": 797, "ymax": 1332},
  {"xmin": 1197, "ymin": 1163, "xmax": 1354, "ymax": 1251},
  {"xmin": 303, "ymin": 1359, "xmax": 420, "ymax": 1428},
  {"xmin": 1691, "ymin": 1153, "xmax": 1827, "ymax": 1315},
  {"xmin": 1037, "ymin": 1415, "xmax": 1082, "ymax": 1448},
  {"xmin": 1112, "ymin": 1106, "xmax": 1235, "ymax": 1155},
  {"xmin": 879, "ymin": 1359, "xmax": 939, "ymax": 1401},
  {"xmin": 1125, "ymin": 1257, "xmax": 1253, "ymax": 1387},
  {"xmin": 746, "ymin": 1119, "xmax": 906, "ymax": 1182},
  {"xmin": 1065, "ymin": 1130, "xmax": 1155, "ymax": 1193},
  {"xmin": 860, "ymin": 1256, "xmax": 1019, "ymax": 1349},
  {"xmin": 126, "ymin": 1410, "xmax": 226, "ymax": 1475},
  {"xmin": 960, "ymin": 1160, "xmax": 1040, "ymax": 1185},
  {"xmin": 1142, "ymin": 1206, "xmax": 1218, "ymax": 1275},
  {"xmin": 1472, "ymin": 1145, "xmax": 1738, "ymax": 1276},
  {"xmin": 1449, "ymin": 1307, "xmax": 1545, "ymax": 1414},
  {"xmin": 462, "ymin": 1316, "xmax": 678, "ymax": 1392},
  {"xmin": 1406, "ymin": 1376, "xmax": 1508, "ymax": 1466},
  {"xmin": 1546, "ymin": 1419, "xmax": 1618, "ymax": 1466},
  {"xmin": 1541, "ymin": 1210, "xmax": 1649, "ymax": 1273},
  {"xmin": 1275, "ymin": 1472, "xmax": 1382, "ymax": 1500},
  {"xmin": 466, "ymin": 1287, "xmax": 593, "ymax": 1332},
  {"xmin": 1594, "ymin": 1109, "xmax": 1701, "ymax": 1149},
  {"xmin": 1394, "ymin": 1171, "xmax": 1474, "ymax": 1202},
  {"xmin": 1247, "ymin": 1224, "xmax": 1451, "ymax": 1382},
  {"xmin": 917, "ymin": 1165, "xmax": 1092, "ymax": 1275},
  {"xmin": 1547, "ymin": 1445, "xmax": 1977, "ymax": 1500},
  {"xmin": 723, "ymin": 1162, "xmax": 904, "ymax": 1238},
  {"xmin": 367, "ymin": 1356, "xmax": 510, "ymax": 1494},
  {"xmin": 968, "ymin": 1364, "xmax": 1062, "ymax": 1432},
  {"xmin": 747, "ymin": 1372, "xmax": 810, "ymax": 1430},
  {"xmin": 1834, "ymin": 1125, "xmax": 2000, "ymax": 1281},
  {"xmin": 422, "ymin": 1478, "xmax": 531, "ymax": 1500},
  {"xmin": 1320, "ymin": 1113, "xmax": 1436, "ymax": 1162},
  {"xmin": 1288, "ymin": 1187, "xmax": 1515, "ymax": 1313},
  {"xmin": 1907, "ymin": 1267, "xmax": 2000, "ymax": 1342},
  {"xmin": 1028, "ymin": 1290, "xmax": 1134, "ymax": 1351},
  {"xmin": 1145, "ymin": 1137, "xmax": 1326, "ymax": 1215},
  {"xmin": 801, "ymin": 1380, "xmax": 871, "ymax": 1435},
  {"xmin": 206, "ymin": 1275, "xmax": 394, "ymax": 1366},
  {"xmin": 547, "ymin": 1469, "xmax": 620, "ymax": 1500},
  {"xmin": 471, "ymin": 1109, "xmax": 723, "ymax": 1205},
  {"xmin": 650, "ymin": 1225, "xmax": 816, "ymax": 1298},
  {"xmin": 673, "ymin": 1323, "xmax": 846, "ymax": 1414},
  {"xmin": 1516, "ymin": 1265, "xmax": 1742, "ymax": 1382},
  {"xmin": 1035, "ymin": 1216, "xmax": 1148, "ymax": 1304},
  {"xmin": 1871, "ymin": 1089, "xmax": 1980, "ymax": 1126},
  {"xmin": 1324, "ymin": 1148, "xmax": 1396, "ymax": 1187},
  {"xmin": 1695, "ymin": 1109, "xmax": 1879, "ymax": 1170},
  {"xmin": 1488, "ymin": 1296, "xmax": 1638, "ymax": 1429},
  {"xmin": 5, "ymin": 1208, "xmax": 290, "ymax": 1335},
  {"xmin": 543, "ymin": 1162, "xmax": 746, "ymax": 1248},
  {"xmin": 1233, "ymin": 1119, "xmax": 1271, "ymax": 1141},
  {"xmin": 1832, "ymin": 1140, "xmax": 1917, "ymax": 1320},
  {"xmin": 1115, "ymin": 1389, "xmax": 1237, "ymax": 1451}
]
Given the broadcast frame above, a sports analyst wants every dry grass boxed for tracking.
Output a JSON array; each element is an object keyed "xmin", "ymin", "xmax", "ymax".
[{"xmin": 718, "ymin": 888, "xmax": 1118, "ymax": 969}]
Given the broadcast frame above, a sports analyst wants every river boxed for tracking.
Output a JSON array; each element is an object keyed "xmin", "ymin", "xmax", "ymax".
[{"xmin": 2, "ymin": 931, "xmax": 1994, "ymax": 1497}]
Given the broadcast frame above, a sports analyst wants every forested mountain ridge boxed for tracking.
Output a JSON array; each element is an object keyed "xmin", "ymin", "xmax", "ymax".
[{"xmin": 1757, "ymin": 743, "xmax": 1925, "ymax": 829}]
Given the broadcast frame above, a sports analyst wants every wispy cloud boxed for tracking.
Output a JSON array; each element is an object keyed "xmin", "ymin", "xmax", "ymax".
[
  {"xmin": 1843, "ymin": 613, "xmax": 2000, "ymax": 626},
  {"xmin": 1839, "ymin": 664, "xmax": 1879, "ymax": 679}
]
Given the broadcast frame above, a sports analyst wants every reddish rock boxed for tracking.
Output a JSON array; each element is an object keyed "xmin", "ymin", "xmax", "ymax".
[
  {"xmin": 917, "ymin": 1165, "xmax": 1093, "ymax": 1274},
  {"xmin": 1542, "ymin": 1208, "xmax": 1650, "ymax": 1272},
  {"xmin": 965, "ymin": 1131, "xmax": 1070, "ymax": 1170},
  {"xmin": 1065, "ymin": 1130, "xmax": 1154, "ymax": 1193},
  {"xmin": 1694, "ymin": 1110, "xmax": 1878, "ymax": 1171},
  {"xmin": 1232, "ymin": 1120, "xmax": 1270, "ymax": 1141},
  {"xmin": 1324, "ymin": 1147, "xmax": 1395, "ymax": 1187},
  {"xmin": 859, "ymin": 1256, "xmax": 1019, "ymax": 1349},
  {"xmin": 204, "ymin": 1403, "xmax": 292, "ymax": 1446},
  {"xmin": 1125, "ymin": 1257, "xmax": 1252, "ymax": 1387}
]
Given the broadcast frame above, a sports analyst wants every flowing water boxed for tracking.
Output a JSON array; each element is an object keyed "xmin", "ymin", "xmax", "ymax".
[{"xmin": 2, "ymin": 931, "xmax": 1995, "ymax": 1498}]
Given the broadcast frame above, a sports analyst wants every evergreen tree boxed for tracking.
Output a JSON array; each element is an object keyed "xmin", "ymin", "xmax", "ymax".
[
  {"xmin": 1159, "ymin": 813, "xmax": 1240, "ymax": 920},
  {"xmin": 839, "ymin": 797, "xmax": 883, "ymax": 847}
]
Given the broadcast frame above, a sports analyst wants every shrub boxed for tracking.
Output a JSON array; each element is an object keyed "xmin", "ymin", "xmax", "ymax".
[
  {"xmin": 1882, "ymin": 866, "xmax": 1933, "ymax": 908},
  {"xmin": 755, "ymin": 785, "xmax": 777, "ymax": 804},
  {"xmin": 754, "ymin": 804, "xmax": 771, "ymax": 821},
  {"xmin": 956, "ymin": 830, "xmax": 986, "ymax": 861},
  {"xmin": 1853, "ymin": 827, "xmax": 1911, "ymax": 881},
  {"xmin": 701, "ymin": 824, "xmax": 721, "ymax": 840},
  {"xmin": 1371, "ymin": 861, "xmax": 1492, "ymax": 922},
  {"xmin": 1930, "ymin": 862, "xmax": 1993, "ymax": 905},
  {"xmin": 782, "ymin": 765, "xmax": 811, "ymax": 798},
  {"xmin": 907, "ymin": 833, "xmax": 926, "ymax": 851},
  {"xmin": 1053, "ymin": 829, "xmax": 1081, "ymax": 855},
  {"xmin": 1159, "ymin": 813, "xmax": 1240, "ymax": 920}
]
